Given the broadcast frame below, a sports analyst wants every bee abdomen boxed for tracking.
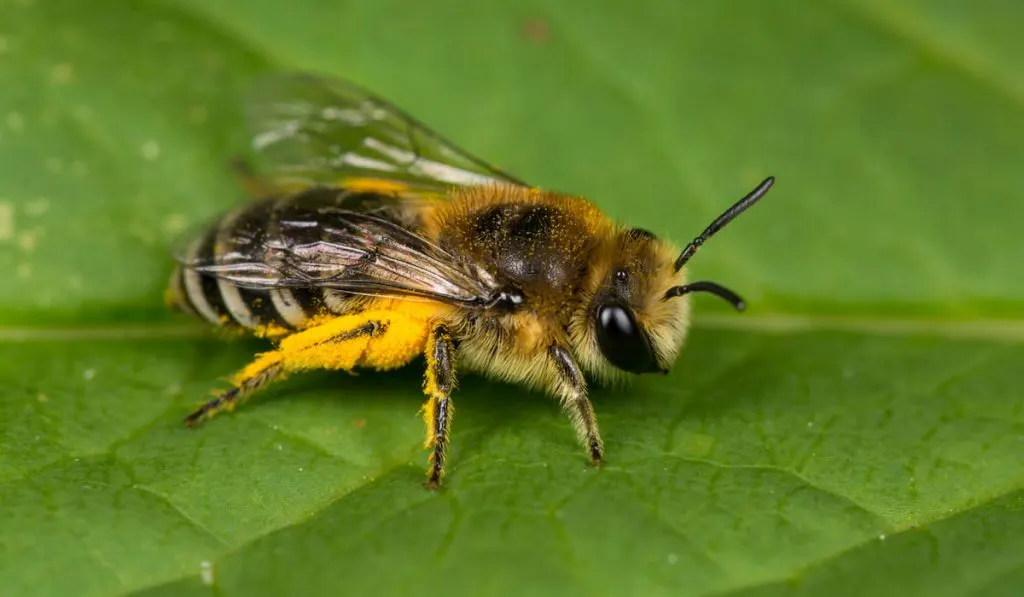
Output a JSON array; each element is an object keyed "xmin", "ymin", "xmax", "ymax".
[
  {"xmin": 172, "ymin": 228, "xmax": 231, "ymax": 326},
  {"xmin": 171, "ymin": 266, "xmax": 335, "ymax": 333},
  {"xmin": 170, "ymin": 205, "xmax": 321, "ymax": 331},
  {"xmin": 170, "ymin": 234, "xmax": 335, "ymax": 332},
  {"xmin": 171, "ymin": 265, "xmax": 322, "ymax": 333},
  {"xmin": 170, "ymin": 188, "xmax": 398, "ymax": 332}
]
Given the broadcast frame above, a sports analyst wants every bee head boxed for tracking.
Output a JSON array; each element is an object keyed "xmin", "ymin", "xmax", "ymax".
[
  {"xmin": 575, "ymin": 177, "xmax": 774, "ymax": 380},
  {"xmin": 585, "ymin": 229, "xmax": 689, "ymax": 378}
]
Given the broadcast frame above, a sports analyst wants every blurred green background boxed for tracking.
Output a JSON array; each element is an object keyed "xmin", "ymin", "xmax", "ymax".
[{"xmin": 0, "ymin": 1, "xmax": 1022, "ymax": 596}]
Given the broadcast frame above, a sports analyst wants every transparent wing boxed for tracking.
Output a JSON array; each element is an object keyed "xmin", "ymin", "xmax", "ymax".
[
  {"xmin": 175, "ymin": 195, "xmax": 500, "ymax": 307},
  {"xmin": 244, "ymin": 72, "xmax": 527, "ymax": 194}
]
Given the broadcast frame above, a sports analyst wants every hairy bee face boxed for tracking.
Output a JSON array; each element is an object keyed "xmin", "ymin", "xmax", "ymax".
[{"xmin": 576, "ymin": 227, "xmax": 691, "ymax": 379}]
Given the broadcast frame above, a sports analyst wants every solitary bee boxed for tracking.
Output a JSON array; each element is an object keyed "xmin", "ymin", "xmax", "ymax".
[{"xmin": 167, "ymin": 73, "xmax": 774, "ymax": 488}]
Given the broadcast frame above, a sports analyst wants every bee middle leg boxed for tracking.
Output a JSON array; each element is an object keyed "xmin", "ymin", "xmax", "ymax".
[
  {"xmin": 184, "ymin": 318, "xmax": 388, "ymax": 426},
  {"xmin": 421, "ymin": 323, "xmax": 457, "ymax": 489},
  {"xmin": 549, "ymin": 344, "xmax": 605, "ymax": 464}
]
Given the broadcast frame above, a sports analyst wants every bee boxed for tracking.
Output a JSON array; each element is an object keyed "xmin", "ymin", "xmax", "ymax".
[{"xmin": 167, "ymin": 73, "xmax": 775, "ymax": 488}]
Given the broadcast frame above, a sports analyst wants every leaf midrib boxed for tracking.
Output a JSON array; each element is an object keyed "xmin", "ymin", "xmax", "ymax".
[{"xmin": 1, "ymin": 314, "xmax": 1022, "ymax": 343}]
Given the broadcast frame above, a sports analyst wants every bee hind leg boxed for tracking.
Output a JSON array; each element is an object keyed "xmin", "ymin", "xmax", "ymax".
[
  {"xmin": 184, "ymin": 318, "xmax": 388, "ymax": 427},
  {"xmin": 549, "ymin": 344, "xmax": 605, "ymax": 465},
  {"xmin": 421, "ymin": 323, "xmax": 456, "ymax": 489},
  {"xmin": 184, "ymin": 362, "xmax": 284, "ymax": 427}
]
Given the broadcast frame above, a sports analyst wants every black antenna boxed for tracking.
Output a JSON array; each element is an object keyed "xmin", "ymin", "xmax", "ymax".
[
  {"xmin": 674, "ymin": 176, "xmax": 775, "ymax": 272},
  {"xmin": 663, "ymin": 281, "xmax": 746, "ymax": 311}
]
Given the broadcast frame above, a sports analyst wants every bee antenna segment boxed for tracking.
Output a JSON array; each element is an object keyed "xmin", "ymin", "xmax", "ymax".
[
  {"xmin": 673, "ymin": 176, "xmax": 775, "ymax": 272},
  {"xmin": 663, "ymin": 281, "xmax": 746, "ymax": 311}
]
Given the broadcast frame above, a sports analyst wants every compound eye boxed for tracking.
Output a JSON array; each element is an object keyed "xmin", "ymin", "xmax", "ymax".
[{"xmin": 595, "ymin": 304, "xmax": 661, "ymax": 374}]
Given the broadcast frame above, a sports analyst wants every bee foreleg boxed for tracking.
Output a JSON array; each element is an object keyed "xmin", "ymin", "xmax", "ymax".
[
  {"xmin": 184, "ymin": 318, "xmax": 387, "ymax": 427},
  {"xmin": 422, "ymin": 323, "xmax": 456, "ymax": 489},
  {"xmin": 549, "ymin": 344, "xmax": 604, "ymax": 465}
]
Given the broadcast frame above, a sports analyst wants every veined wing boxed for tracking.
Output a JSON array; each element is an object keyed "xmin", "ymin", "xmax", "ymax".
[
  {"xmin": 174, "ymin": 191, "xmax": 500, "ymax": 307},
  {"xmin": 244, "ymin": 72, "xmax": 527, "ymax": 195}
]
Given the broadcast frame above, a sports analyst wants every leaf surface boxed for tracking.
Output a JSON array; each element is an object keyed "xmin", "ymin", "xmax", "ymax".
[{"xmin": 0, "ymin": 1, "xmax": 1022, "ymax": 596}]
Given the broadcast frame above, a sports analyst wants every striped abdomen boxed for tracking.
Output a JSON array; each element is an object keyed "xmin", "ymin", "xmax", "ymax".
[
  {"xmin": 167, "ymin": 265, "xmax": 328, "ymax": 334},
  {"xmin": 167, "ymin": 187, "xmax": 425, "ymax": 335}
]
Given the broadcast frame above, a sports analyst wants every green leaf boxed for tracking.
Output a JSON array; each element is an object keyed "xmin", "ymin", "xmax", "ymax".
[{"xmin": 0, "ymin": 1, "xmax": 1021, "ymax": 596}]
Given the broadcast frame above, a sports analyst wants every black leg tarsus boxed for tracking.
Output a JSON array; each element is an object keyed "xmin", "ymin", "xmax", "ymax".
[
  {"xmin": 549, "ymin": 344, "xmax": 606, "ymax": 466},
  {"xmin": 184, "ymin": 387, "xmax": 240, "ymax": 427},
  {"xmin": 590, "ymin": 440, "xmax": 604, "ymax": 465}
]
